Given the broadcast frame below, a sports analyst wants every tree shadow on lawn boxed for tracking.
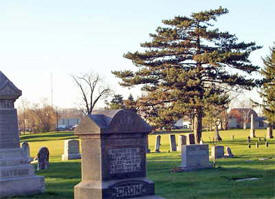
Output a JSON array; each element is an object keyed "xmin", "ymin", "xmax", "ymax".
[{"xmin": 20, "ymin": 132, "xmax": 77, "ymax": 143}]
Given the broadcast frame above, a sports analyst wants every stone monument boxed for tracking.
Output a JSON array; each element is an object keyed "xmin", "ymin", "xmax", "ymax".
[
  {"xmin": 211, "ymin": 146, "xmax": 224, "ymax": 159},
  {"xmin": 224, "ymin": 146, "xmax": 234, "ymax": 158},
  {"xmin": 177, "ymin": 135, "xmax": 186, "ymax": 151},
  {"xmin": 0, "ymin": 71, "xmax": 44, "ymax": 197},
  {"xmin": 266, "ymin": 124, "xmax": 273, "ymax": 139},
  {"xmin": 37, "ymin": 147, "xmax": 49, "ymax": 170},
  {"xmin": 250, "ymin": 114, "xmax": 256, "ymax": 138},
  {"xmin": 62, "ymin": 139, "xmax": 81, "ymax": 160},
  {"xmin": 74, "ymin": 109, "xmax": 164, "ymax": 199},
  {"xmin": 181, "ymin": 144, "xmax": 211, "ymax": 171},
  {"xmin": 186, "ymin": 133, "xmax": 195, "ymax": 145},
  {"xmin": 21, "ymin": 141, "xmax": 32, "ymax": 162},
  {"xmin": 169, "ymin": 135, "xmax": 176, "ymax": 152},
  {"xmin": 154, "ymin": 135, "xmax": 161, "ymax": 152}
]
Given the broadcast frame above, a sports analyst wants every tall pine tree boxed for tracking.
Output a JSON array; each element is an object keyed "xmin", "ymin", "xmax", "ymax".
[
  {"xmin": 113, "ymin": 7, "xmax": 261, "ymax": 143},
  {"xmin": 259, "ymin": 46, "xmax": 275, "ymax": 127}
]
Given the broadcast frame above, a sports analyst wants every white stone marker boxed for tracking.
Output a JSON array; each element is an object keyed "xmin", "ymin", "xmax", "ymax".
[{"xmin": 62, "ymin": 139, "xmax": 81, "ymax": 160}]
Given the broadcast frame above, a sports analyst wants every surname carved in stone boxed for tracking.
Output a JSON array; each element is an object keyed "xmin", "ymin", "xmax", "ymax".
[
  {"xmin": 108, "ymin": 148, "xmax": 142, "ymax": 174},
  {"xmin": 111, "ymin": 181, "xmax": 147, "ymax": 199}
]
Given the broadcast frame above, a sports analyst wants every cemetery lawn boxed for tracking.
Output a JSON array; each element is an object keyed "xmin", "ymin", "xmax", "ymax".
[{"xmin": 10, "ymin": 129, "xmax": 275, "ymax": 199}]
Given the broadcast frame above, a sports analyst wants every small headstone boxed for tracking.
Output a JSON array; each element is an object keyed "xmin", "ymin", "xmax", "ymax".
[
  {"xmin": 258, "ymin": 137, "xmax": 261, "ymax": 142},
  {"xmin": 181, "ymin": 144, "xmax": 211, "ymax": 171},
  {"xmin": 211, "ymin": 146, "xmax": 224, "ymax": 159},
  {"xmin": 255, "ymin": 142, "xmax": 259, "ymax": 148},
  {"xmin": 62, "ymin": 139, "xmax": 81, "ymax": 160},
  {"xmin": 186, "ymin": 133, "xmax": 195, "ymax": 145},
  {"xmin": 224, "ymin": 146, "xmax": 234, "ymax": 158},
  {"xmin": 37, "ymin": 147, "xmax": 49, "ymax": 170},
  {"xmin": 247, "ymin": 136, "xmax": 251, "ymax": 143},
  {"xmin": 248, "ymin": 144, "xmax": 251, "ymax": 148},
  {"xmin": 265, "ymin": 141, "xmax": 269, "ymax": 148},
  {"xmin": 231, "ymin": 135, "xmax": 234, "ymax": 140},
  {"xmin": 21, "ymin": 141, "xmax": 32, "ymax": 162},
  {"xmin": 266, "ymin": 126, "xmax": 273, "ymax": 139},
  {"xmin": 155, "ymin": 135, "xmax": 161, "ymax": 152},
  {"xmin": 169, "ymin": 134, "xmax": 177, "ymax": 151},
  {"xmin": 199, "ymin": 139, "xmax": 203, "ymax": 144},
  {"xmin": 177, "ymin": 135, "xmax": 186, "ymax": 151},
  {"xmin": 250, "ymin": 114, "xmax": 256, "ymax": 138}
]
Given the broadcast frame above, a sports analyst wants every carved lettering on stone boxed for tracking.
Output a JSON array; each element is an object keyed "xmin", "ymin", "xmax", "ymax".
[{"xmin": 111, "ymin": 181, "xmax": 148, "ymax": 199}]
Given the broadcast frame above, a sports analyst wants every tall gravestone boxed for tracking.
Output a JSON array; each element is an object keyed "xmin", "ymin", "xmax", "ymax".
[
  {"xmin": 266, "ymin": 124, "xmax": 273, "ymax": 139},
  {"xmin": 74, "ymin": 109, "xmax": 164, "ymax": 199},
  {"xmin": 177, "ymin": 135, "xmax": 186, "ymax": 151},
  {"xmin": 0, "ymin": 71, "xmax": 44, "ymax": 197},
  {"xmin": 250, "ymin": 114, "xmax": 256, "ymax": 138},
  {"xmin": 169, "ymin": 135, "xmax": 177, "ymax": 152},
  {"xmin": 154, "ymin": 135, "xmax": 161, "ymax": 152}
]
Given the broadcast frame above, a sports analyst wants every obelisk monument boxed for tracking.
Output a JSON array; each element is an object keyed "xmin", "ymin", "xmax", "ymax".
[{"xmin": 0, "ymin": 71, "xmax": 44, "ymax": 197}]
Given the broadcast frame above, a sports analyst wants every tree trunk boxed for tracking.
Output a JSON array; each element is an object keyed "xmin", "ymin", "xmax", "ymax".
[
  {"xmin": 214, "ymin": 125, "xmax": 222, "ymax": 141},
  {"xmin": 193, "ymin": 108, "xmax": 202, "ymax": 144}
]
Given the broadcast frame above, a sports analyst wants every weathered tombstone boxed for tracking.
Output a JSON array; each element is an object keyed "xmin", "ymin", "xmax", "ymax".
[
  {"xmin": 265, "ymin": 141, "xmax": 269, "ymax": 148},
  {"xmin": 231, "ymin": 135, "xmax": 234, "ymax": 140},
  {"xmin": 37, "ymin": 147, "xmax": 49, "ymax": 170},
  {"xmin": 0, "ymin": 71, "xmax": 44, "ymax": 197},
  {"xmin": 211, "ymin": 146, "xmax": 224, "ymax": 159},
  {"xmin": 181, "ymin": 144, "xmax": 211, "ymax": 171},
  {"xmin": 266, "ymin": 124, "xmax": 273, "ymax": 139},
  {"xmin": 186, "ymin": 133, "xmax": 195, "ymax": 145},
  {"xmin": 250, "ymin": 114, "xmax": 256, "ymax": 138},
  {"xmin": 21, "ymin": 141, "xmax": 32, "ymax": 162},
  {"xmin": 62, "ymin": 139, "xmax": 81, "ymax": 160},
  {"xmin": 74, "ymin": 109, "xmax": 164, "ymax": 199},
  {"xmin": 224, "ymin": 147, "xmax": 234, "ymax": 158},
  {"xmin": 146, "ymin": 135, "xmax": 150, "ymax": 153},
  {"xmin": 169, "ymin": 134, "xmax": 177, "ymax": 151},
  {"xmin": 199, "ymin": 139, "xmax": 203, "ymax": 144},
  {"xmin": 154, "ymin": 135, "xmax": 161, "ymax": 152},
  {"xmin": 247, "ymin": 136, "xmax": 251, "ymax": 143},
  {"xmin": 255, "ymin": 142, "xmax": 259, "ymax": 148},
  {"xmin": 177, "ymin": 135, "xmax": 186, "ymax": 151}
]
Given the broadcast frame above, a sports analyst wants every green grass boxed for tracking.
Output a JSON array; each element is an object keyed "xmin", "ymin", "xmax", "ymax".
[{"xmin": 8, "ymin": 129, "xmax": 275, "ymax": 199}]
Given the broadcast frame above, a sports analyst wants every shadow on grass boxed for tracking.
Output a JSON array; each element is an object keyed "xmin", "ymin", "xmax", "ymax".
[{"xmin": 20, "ymin": 132, "xmax": 77, "ymax": 143}]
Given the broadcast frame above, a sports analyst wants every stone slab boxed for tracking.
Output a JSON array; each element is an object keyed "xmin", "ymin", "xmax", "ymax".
[{"xmin": 0, "ymin": 175, "xmax": 44, "ymax": 197}]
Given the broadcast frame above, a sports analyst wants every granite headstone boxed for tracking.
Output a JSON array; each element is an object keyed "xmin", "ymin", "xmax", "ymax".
[
  {"xmin": 37, "ymin": 147, "xmax": 49, "ymax": 170},
  {"xmin": 0, "ymin": 71, "xmax": 44, "ymax": 197},
  {"xmin": 169, "ymin": 135, "xmax": 176, "ymax": 152},
  {"xmin": 62, "ymin": 139, "xmax": 81, "ymax": 160},
  {"xmin": 154, "ymin": 135, "xmax": 161, "ymax": 152},
  {"xmin": 74, "ymin": 109, "xmax": 164, "ymax": 199},
  {"xmin": 211, "ymin": 146, "xmax": 224, "ymax": 159}
]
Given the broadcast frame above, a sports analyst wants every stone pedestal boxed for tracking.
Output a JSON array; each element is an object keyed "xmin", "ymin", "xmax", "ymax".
[
  {"xmin": 74, "ymin": 109, "xmax": 164, "ymax": 199},
  {"xmin": 0, "ymin": 71, "xmax": 44, "ymax": 197}
]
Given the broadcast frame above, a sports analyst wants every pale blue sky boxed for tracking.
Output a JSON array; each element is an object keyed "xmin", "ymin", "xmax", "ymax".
[{"xmin": 0, "ymin": 0, "xmax": 274, "ymax": 108}]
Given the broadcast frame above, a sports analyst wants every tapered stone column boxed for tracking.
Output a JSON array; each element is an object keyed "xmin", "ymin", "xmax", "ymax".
[
  {"xmin": 0, "ymin": 71, "xmax": 44, "ymax": 197},
  {"xmin": 250, "ymin": 114, "xmax": 256, "ymax": 138}
]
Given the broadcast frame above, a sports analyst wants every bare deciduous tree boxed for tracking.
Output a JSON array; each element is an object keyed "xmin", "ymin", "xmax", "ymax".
[{"xmin": 72, "ymin": 73, "xmax": 111, "ymax": 114}]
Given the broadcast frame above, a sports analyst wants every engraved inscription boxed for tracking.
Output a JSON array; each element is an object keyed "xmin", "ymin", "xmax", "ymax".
[
  {"xmin": 111, "ymin": 181, "xmax": 147, "ymax": 199},
  {"xmin": 1, "ymin": 169, "xmax": 29, "ymax": 177},
  {"xmin": 108, "ymin": 148, "xmax": 142, "ymax": 174}
]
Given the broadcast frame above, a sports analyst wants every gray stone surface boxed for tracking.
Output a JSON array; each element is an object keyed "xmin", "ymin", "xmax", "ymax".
[
  {"xmin": 169, "ymin": 135, "xmax": 176, "ymax": 152},
  {"xmin": 37, "ymin": 147, "xmax": 49, "ymax": 170},
  {"xmin": 181, "ymin": 144, "xmax": 211, "ymax": 171},
  {"xmin": 211, "ymin": 146, "xmax": 224, "ymax": 159},
  {"xmin": 266, "ymin": 126, "xmax": 273, "ymax": 139},
  {"xmin": 0, "ymin": 71, "xmax": 44, "ymax": 198},
  {"xmin": 21, "ymin": 142, "xmax": 32, "ymax": 162},
  {"xmin": 186, "ymin": 133, "xmax": 195, "ymax": 145},
  {"xmin": 177, "ymin": 135, "xmax": 186, "ymax": 151},
  {"xmin": 224, "ymin": 146, "xmax": 234, "ymax": 158},
  {"xmin": 154, "ymin": 135, "xmax": 161, "ymax": 152},
  {"xmin": 74, "ymin": 109, "xmax": 164, "ymax": 199},
  {"xmin": 250, "ymin": 114, "xmax": 256, "ymax": 138},
  {"xmin": 62, "ymin": 139, "xmax": 81, "ymax": 160}
]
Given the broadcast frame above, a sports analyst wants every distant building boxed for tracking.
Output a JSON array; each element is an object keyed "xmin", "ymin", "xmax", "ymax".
[
  {"xmin": 174, "ymin": 117, "xmax": 191, "ymax": 129},
  {"xmin": 227, "ymin": 108, "xmax": 267, "ymax": 129},
  {"xmin": 58, "ymin": 118, "xmax": 80, "ymax": 129}
]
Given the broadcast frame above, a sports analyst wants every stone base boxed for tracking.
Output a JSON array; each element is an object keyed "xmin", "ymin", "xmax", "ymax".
[
  {"xmin": 174, "ymin": 166, "xmax": 213, "ymax": 172},
  {"xmin": 62, "ymin": 153, "xmax": 81, "ymax": 160},
  {"xmin": 0, "ymin": 175, "xmax": 44, "ymax": 197},
  {"xmin": 74, "ymin": 177, "xmax": 163, "ymax": 199}
]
